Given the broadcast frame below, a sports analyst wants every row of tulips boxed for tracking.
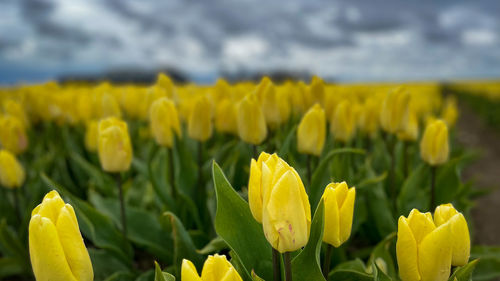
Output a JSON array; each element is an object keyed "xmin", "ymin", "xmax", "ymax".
[{"xmin": 0, "ymin": 75, "xmax": 496, "ymax": 281}]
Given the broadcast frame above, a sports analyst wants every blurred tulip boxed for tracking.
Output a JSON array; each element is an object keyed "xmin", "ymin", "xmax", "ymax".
[
  {"xmin": 434, "ymin": 203, "xmax": 470, "ymax": 266},
  {"xmin": 188, "ymin": 95, "xmax": 213, "ymax": 142},
  {"xmin": 248, "ymin": 152, "xmax": 311, "ymax": 253},
  {"xmin": 149, "ymin": 97, "xmax": 181, "ymax": 147},
  {"xmin": 380, "ymin": 87, "xmax": 410, "ymax": 134},
  {"xmin": 3, "ymin": 99, "xmax": 29, "ymax": 129},
  {"xmin": 398, "ymin": 108, "xmax": 419, "ymax": 142},
  {"xmin": 297, "ymin": 104, "xmax": 326, "ymax": 156},
  {"xmin": 237, "ymin": 93, "xmax": 267, "ymax": 145},
  {"xmin": 156, "ymin": 73, "xmax": 176, "ymax": 100},
  {"xmin": 97, "ymin": 117, "xmax": 133, "ymax": 172},
  {"xmin": 100, "ymin": 93, "xmax": 122, "ymax": 119},
  {"xmin": 0, "ymin": 115, "xmax": 28, "ymax": 154},
  {"xmin": 29, "ymin": 190, "xmax": 93, "ymax": 281},
  {"xmin": 258, "ymin": 78, "xmax": 282, "ymax": 127},
  {"xmin": 182, "ymin": 254, "xmax": 242, "ymax": 281},
  {"xmin": 359, "ymin": 98, "xmax": 380, "ymax": 138},
  {"xmin": 322, "ymin": 182, "xmax": 356, "ymax": 247},
  {"xmin": 215, "ymin": 99, "xmax": 238, "ymax": 135},
  {"xmin": 420, "ymin": 119, "xmax": 449, "ymax": 166},
  {"xmin": 84, "ymin": 121, "xmax": 99, "ymax": 152},
  {"xmin": 307, "ymin": 76, "xmax": 325, "ymax": 107},
  {"xmin": 441, "ymin": 96, "xmax": 459, "ymax": 127},
  {"xmin": 330, "ymin": 100, "xmax": 356, "ymax": 143},
  {"xmin": 0, "ymin": 149, "xmax": 25, "ymax": 189},
  {"xmin": 396, "ymin": 209, "xmax": 452, "ymax": 281}
]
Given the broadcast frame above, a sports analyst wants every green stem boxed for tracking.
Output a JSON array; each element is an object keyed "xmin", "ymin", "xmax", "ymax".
[
  {"xmin": 306, "ymin": 154, "xmax": 312, "ymax": 186},
  {"xmin": 252, "ymin": 144, "xmax": 258, "ymax": 159},
  {"xmin": 12, "ymin": 188, "xmax": 21, "ymax": 223},
  {"xmin": 115, "ymin": 173, "xmax": 127, "ymax": 238},
  {"xmin": 322, "ymin": 244, "xmax": 333, "ymax": 279},
  {"xmin": 168, "ymin": 147, "xmax": 177, "ymax": 199},
  {"xmin": 284, "ymin": 252, "xmax": 292, "ymax": 281},
  {"xmin": 389, "ymin": 137, "xmax": 397, "ymax": 213},
  {"xmin": 430, "ymin": 166, "xmax": 437, "ymax": 210},
  {"xmin": 403, "ymin": 141, "xmax": 409, "ymax": 178},
  {"xmin": 272, "ymin": 248, "xmax": 282, "ymax": 281}
]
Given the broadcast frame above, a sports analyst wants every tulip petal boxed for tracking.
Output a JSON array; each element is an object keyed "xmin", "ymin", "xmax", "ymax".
[
  {"xmin": 182, "ymin": 259, "xmax": 202, "ymax": 281},
  {"xmin": 248, "ymin": 159, "xmax": 263, "ymax": 223},
  {"xmin": 396, "ymin": 216, "xmax": 420, "ymax": 281},
  {"xmin": 33, "ymin": 191, "xmax": 65, "ymax": 223},
  {"xmin": 449, "ymin": 213, "xmax": 470, "ymax": 266},
  {"xmin": 201, "ymin": 254, "xmax": 232, "ymax": 281},
  {"xmin": 221, "ymin": 267, "xmax": 244, "ymax": 281},
  {"xmin": 407, "ymin": 209, "xmax": 435, "ymax": 244},
  {"xmin": 322, "ymin": 185, "xmax": 340, "ymax": 247},
  {"xmin": 418, "ymin": 223, "xmax": 452, "ymax": 281},
  {"xmin": 339, "ymin": 187, "xmax": 355, "ymax": 244}
]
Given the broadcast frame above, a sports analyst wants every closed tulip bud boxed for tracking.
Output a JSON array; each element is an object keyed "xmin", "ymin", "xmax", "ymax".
[
  {"xmin": 396, "ymin": 209, "xmax": 452, "ymax": 281},
  {"xmin": 434, "ymin": 204, "xmax": 470, "ymax": 266},
  {"xmin": 359, "ymin": 98, "xmax": 380, "ymax": 138},
  {"xmin": 398, "ymin": 108, "xmax": 419, "ymax": 142},
  {"xmin": 322, "ymin": 182, "xmax": 356, "ymax": 247},
  {"xmin": 237, "ymin": 93, "xmax": 267, "ymax": 145},
  {"xmin": 441, "ymin": 96, "xmax": 459, "ymax": 127},
  {"xmin": 380, "ymin": 87, "xmax": 410, "ymax": 134},
  {"xmin": 3, "ymin": 99, "xmax": 29, "ymax": 129},
  {"xmin": 149, "ymin": 97, "xmax": 181, "ymax": 147},
  {"xmin": 30, "ymin": 190, "xmax": 93, "ymax": 281},
  {"xmin": 84, "ymin": 121, "xmax": 98, "ymax": 152},
  {"xmin": 330, "ymin": 100, "xmax": 356, "ymax": 143},
  {"xmin": 182, "ymin": 254, "xmax": 242, "ymax": 281},
  {"xmin": 0, "ymin": 149, "xmax": 25, "ymax": 188},
  {"xmin": 420, "ymin": 119, "xmax": 449, "ymax": 166},
  {"xmin": 100, "ymin": 93, "xmax": 122, "ymax": 119},
  {"xmin": 248, "ymin": 152, "xmax": 311, "ymax": 253},
  {"xmin": 259, "ymin": 79, "xmax": 282, "ymax": 128},
  {"xmin": 0, "ymin": 115, "xmax": 28, "ymax": 154},
  {"xmin": 97, "ymin": 117, "xmax": 133, "ymax": 172},
  {"xmin": 297, "ymin": 104, "xmax": 326, "ymax": 156},
  {"xmin": 308, "ymin": 76, "xmax": 325, "ymax": 107},
  {"xmin": 188, "ymin": 96, "xmax": 213, "ymax": 142},
  {"xmin": 215, "ymin": 99, "xmax": 238, "ymax": 135}
]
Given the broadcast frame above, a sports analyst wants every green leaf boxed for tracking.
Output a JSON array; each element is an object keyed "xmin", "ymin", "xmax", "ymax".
[
  {"xmin": 155, "ymin": 261, "xmax": 176, "ymax": 281},
  {"xmin": 291, "ymin": 200, "xmax": 326, "ymax": 281},
  {"xmin": 0, "ymin": 257, "xmax": 25, "ymax": 279},
  {"xmin": 251, "ymin": 270, "xmax": 266, "ymax": 281},
  {"xmin": 397, "ymin": 163, "xmax": 430, "ymax": 216},
  {"xmin": 278, "ymin": 125, "xmax": 297, "ymax": 157},
  {"xmin": 198, "ymin": 236, "xmax": 228, "ymax": 255},
  {"xmin": 471, "ymin": 246, "xmax": 500, "ymax": 281},
  {"xmin": 329, "ymin": 259, "xmax": 373, "ymax": 281},
  {"xmin": 89, "ymin": 249, "xmax": 131, "ymax": 281},
  {"xmin": 69, "ymin": 152, "xmax": 115, "ymax": 196},
  {"xmin": 449, "ymin": 259, "xmax": 478, "ymax": 281},
  {"xmin": 368, "ymin": 233, "xmax": 397, "ymax": 278},
  {"xmin": 212, "ymin": 162, "xmax": 272, "ymax": 281}
]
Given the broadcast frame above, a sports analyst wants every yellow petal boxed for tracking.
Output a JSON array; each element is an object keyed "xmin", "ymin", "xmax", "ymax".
[
  {"xmin": 407, "ymin": 209, "xmax": 436, "ymax": 244},
  {"xmin": 418, "ymin": 223, "xmax": 452, "ymax": 281},
  {"xmin": 201, "ymin": 254, "xmax": 232, "ymax": 281},
  {"xmin": 34, "ymin": 190, "xmax": 65, "ymax": 223},
  {"xmin": 448, "ymin": 213, "xmax": 470, "ymax": 266},
  {"xmin": 248, "ymin": 159, "xmax": 263, "ymax": 223},
  {"xmin": 221, "ymin": 267, "xmax": 244, "ymax": 281},
  {"xmin": 322, "ymin": 184, "xmax": 340, "ymax": 247},
  {"xmin": 339, "ymin": 187, "xmax": 355, "ymax": 245},
  {"xmin": 396, "ymin": 216, "xmax": 420, "ymax": 281},
  {"xmin": 181, "ymin": 259, "xmax": 202, "ymax": 281}
]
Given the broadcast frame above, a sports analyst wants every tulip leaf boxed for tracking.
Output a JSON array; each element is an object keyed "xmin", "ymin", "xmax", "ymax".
[
  {"xmin": 134, "ymin": 270, "xmax": 154, "ymax": 281},
  {"xmin": 197, "ymin": 236, "xmax": 228, "ymax": 255},
  {"xmin": 0, "ymin": 257, "xmax": 25, "ymax": 279},
  {"xmin": 435, "ymin": 153, "xmax": 474, "ymax": 206},
  {"xmin": 449, "ymin": 259, "xmax": 478, "ymax": 281},
  {"xmin": 310, "ymin": 148, "xmax": 365, "ymax": 209},
  {"xmin": 471, "ymin": 246, "xmax": 500, "ymax": 281},
  {"xmin": 277, "ymin": 124, "xmax": 297, "ymax": 158},
  {"xmin": 89, "ymin": 249, "xmax": 131, "ymax": 280},
  {"xmin": 292, "ymin": 200, "xmax": 326, "ymax": 281},
  {"xmin": 251, "ymin": 270, "xmax": 266, "ymax": 281},
  {"xmin": 329, "ymin": 259, "xmax": 373, "ymax": 281},
  {"xmin": 368, "ymin": 232, "xmax": 397, "ymax": 278},
  {"xmin": 69, "ymin": 152, "xmax": 115, "ymax": 196},
  {"xmin": 155, "ymin": 261, "xmax": 176, "ymax": 281},
  {"xmin": 396, "ymin": 163, "xmax": 430, "ymax": 216},
  {"xmin": 212, "ymin": 162, "xmax": 273, "ymax": 281}
]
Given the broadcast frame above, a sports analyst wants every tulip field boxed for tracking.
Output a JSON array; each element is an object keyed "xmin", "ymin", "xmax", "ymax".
[{"xmin": 1, "ymin": 75, "xmax": 500, "ymax": 281}]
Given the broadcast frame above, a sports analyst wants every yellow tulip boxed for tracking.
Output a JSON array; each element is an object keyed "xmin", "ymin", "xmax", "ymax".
[
  {"xmin": 0, "ymin": 149, "xmax": 25, "ymax": 188},
  {"xmin": 188, "ymin": 95, "xmax": 213, "ymax": 142},
  {"xmin": 84, "ymin": 121, "xmax": 98, "ymax": 152},
  {"xmin": 0, "ymin": 115, "xmax": 28, "ymax": 154},
  {"xmin": 215, "ymin": 99, "xmax": 238, "ymax": 135},
  {"xmin": 29, "ymin": 190, "xmax": 93, "ymax": 281},
  {"xmin": 359, "ymin": 98, "xmax": 380, "ymax": 138},
  {"xmin": 248, "ymin": 152, "xmax": 311, "ymax": 253},
  {"xmin": 441, "ymin": 96, "xmax": 459, "ymax": 127},
  {"xmin": 380, "ymin": 87, "xmax": 410, "ymax": 134},
  {"xmin": 322, "ymin": 182, "xmax": 356, "ymax": 247},
  {"xmin": 420, "ymin": 119, "xmax": 449, "ymax": 166},
  {"xmin": 237, "ymin": 93, "xmax": 267, "ymax": 145},
  {"xmin": 398, "ymin": 108, "xmax": 419, "ymax": 142},
  {"xmin": 156, "ymin": 73, "xmax": 176, "ymax": 100},
  {"xmin": 182, "ymin": 254, "xmax": 242, "ymax": 281},
  {"xmin": 307, "ymin": 76, "xmax": 325, "ymax": 107},
  {"xmin": 434, "ymin": 204, "xmax": 470, "ymax": 266},
  {"xmin": 396, "ymin": 209, "xmax": 452, "ymax": 281},
  {"xmin": 149, "ymin": 97, "xmax": 181, "ymax": 147},
  {"xmin": 99, "ymin": 93, "xmax": 121, "ymax": 119},
  {"xmin": 258, "ymin": 78, "xmax": 282, "ymax": 127},
  {"xmin": 330, "ymin": 100, "xmax": 356, "ymax": 143},
  {"xmin": 3, "ymin": 99, "xmax": 29, "ymax": 129},
  {"xmin": 297, "ymin": 104, "xmax": 326, "ymax": 156},
  {"xmin": 97, "ymin": 117, "xmax": 133, "ymax": 172}
]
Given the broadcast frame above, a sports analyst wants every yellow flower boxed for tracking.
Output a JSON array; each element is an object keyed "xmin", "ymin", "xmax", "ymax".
[
  {"xmin": 0, "ymin": 115, "xmax": 28, "ymax": 154},
  {"xmin": 380, "ymin": 87, "xmax": 410, "ymax": 134},
  {"xmin": 215, "ymin": 99, "xmax": 238, "ymax": 135},
  {"xmin": 420, "ymin": 119, "xmax": 449, "ymax": 166},
  {"xmin": 182, "ymin": 254, "xmax": 242, "ymax": 281},
  {"xmin": 3, "ymin": 99, "xmax": 29, "ymax": 129},
  {"xmin": 188, "ymin": 95, "xmax": 213, "ymax": 142},
  {"xmin": 398, "ymin": 108, "xmax": 419, "ymax": 142},
  {"xmin": 149, "ymin": 97, "xmax": 181, "ymax": 147},
  {"xmin": 330, "ymin": 100, "xmax": 356, "ymax": 143},
  {"xmin": 396, "ymin": 209, "xmax": 452, "ymax": 281},
  {"xmin": 29, "ymin": 190, "xmax": 93, "ymax": 281},
  {"xmin": 322, "ymin": 182, "xmax": 356, "ymax": 247},
  {"xmin": 237, "ymin": 93, "xmax": 267, "ymax": 145},
  {"xmin": 248, "ymin": 152, "xmax": 311, "ymax": 253},
  {"xmin": 99, "ymin": 93, "xmax": 122, "ymax": 119},
  {"xmin": 434, "ymin": 204, "xmax": 470, "ymax": 266},
  {"xmin": 0, "ymin": 149, "xmax": 25, "ymax": 188},
  {"xmin": 307, "ymin": 76, "xmax": 325, "ymax": 107},
  {"xmin": 84, "ymin": 121, "xmax": 98, "ymax": 152},
  {"xmin": 359, "ymin": 98, "xmax": 380, "ymax": 138},
  {"xmin": 297, "ymin": 104, "xmax": 326, "ymax": 156},
  {"xmin": 441, "ymin": 96, "xmax": 459, "ymax": 127},
  {"xmin": 258, "ymin": 78, "xmax": 282, "ymax": 128},
  {"xmin": 97, "ymin": 117, "xmax": 133, "ymax": 172}
]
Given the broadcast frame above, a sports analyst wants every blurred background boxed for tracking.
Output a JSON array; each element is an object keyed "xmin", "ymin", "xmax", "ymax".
[{"xmin": 0, "ymin": 0, "xmax": 499, "ymax": 84}]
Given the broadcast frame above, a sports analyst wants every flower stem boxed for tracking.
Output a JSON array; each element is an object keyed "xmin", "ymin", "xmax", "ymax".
[
  {"xmin": 12, "ymin": 188, "xmax": 21, "ymax": 223},
  {"xmin": 284, "ymin": 252, "xmax": 292, "ymax": 281},
  {"xmin": 306, "ymin": 154, "xmax": 312, "ymax": 186},
  {"xmin": 389, "ymin": 136, "xmax": 397, "ymax": 213},
  {"xmin": 168, "ymin": 147, "xmax": 177, "ymax": 199},
  {"xmin": 252, "ymin": 144, "xmax": 258, "ymax": 159},
  {"xmin": 322, "ymin": 244, "xmax": 333, "ymax": 279},
  {"xmin": 403, "ymin": 141, "xmax": 409, "ymax": 178},
  {"xmin": 115, "ymin": 173, "xmax": 127, "ymax": 238},
  {"xmin": 272, "ymin": 248, "xmax": 282, "ymax": 281},
  {"xmin": 430, "ymin": 166, "xmax": 437, "ymax": 210}
]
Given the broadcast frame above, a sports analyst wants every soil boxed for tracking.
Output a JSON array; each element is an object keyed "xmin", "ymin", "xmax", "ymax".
[{"xmin": 457, "ymin": 102, "xmax": 500, "ymax": 245}]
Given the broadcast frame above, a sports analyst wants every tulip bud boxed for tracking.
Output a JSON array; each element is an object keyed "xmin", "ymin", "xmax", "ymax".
[
  {"xmin": 29, "ymin": 190, "xmax": 93, "ymax": 281},
  {"xmin": 100, "ymin": 93, "xmax": 122, "ymax": 119},
  {"xmin": 182, "ymin": 254, "xmax": 243, "ymax": 281},
  {"xmin": 237, "ymin": 93, "xmax": 267, "ymax": 145},
  {"xmin": 0, "ymin": 115, "xmax": 28, "ymax": 154},
  {"xmin": 149, "ymin": 97, "xmax": 181, "ymax": 147},
  {"xmin": 307, "ymin": 76, "xmax": 325, "ymax": 107},
  {"xmin": 248, "ymin": 152, "xmax": 311, "ymax": 253},
  {"xmin": 258, "ymin": 79, "xmax": 282, "ymax": 128},
  {"xmin": 0, "ymin": 149, "xmax": 25, "ymax": 189},
  {"xmin": 441, "ymin": 96, "xmax": 458, "ymax": 127},
  {"xmin": 297, "ymin": 104, "xmax": 326, "ymax": 156},
  {"xmin": 330, "ymin": 100, "xmax": 356, "ymax": 143},
  {"xmin": 380, "ymin": 87, "xmax": 410, "ymax": 134},
  {"xmin": 84, "ymin": 121, "xmax": 98, "ymax": 152},
  {"xmin": 359, "ymin": 98, "xmax": 380, "ymax": 138},
  {"xmin": 215, "ymin": 99, "xmax": 238, "ymax": 135},
  {"xmin": 322, "ymin": 182, "xmax": 356, "ymax": 247},
  {"xmin": 3, "ymin": 99, "xmax": 29, "ymax": 129},
  {"xmin": 396, "ymin": 209, "xmax": 452, "ymax": 281},
  {"xmin": 398, "ymin": 108, "xmax": 419, "ymax": 142},
  {"xmin": 420, "ymin": 119, "xmax": 449, "ymax": 166},
  {"xmin": 97, "ymin": 117, "xmax": 133, "ymax": 172},
  {"xmin": 434, "ymin": 204, "xmax": 470, "ymax": 266},
  {"xmin": 188, "ymin": 95, "xmax": 213, "ymax": 142}
]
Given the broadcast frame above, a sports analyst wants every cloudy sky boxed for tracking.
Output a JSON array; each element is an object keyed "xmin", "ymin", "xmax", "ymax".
[{"xmin": 0, "ymin": 0, "xmax": 499, "ymax": 84}]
